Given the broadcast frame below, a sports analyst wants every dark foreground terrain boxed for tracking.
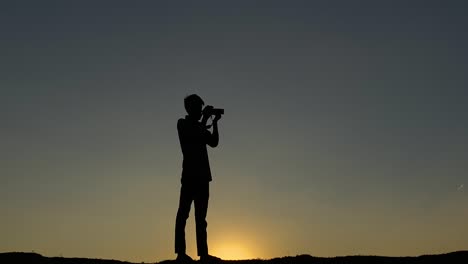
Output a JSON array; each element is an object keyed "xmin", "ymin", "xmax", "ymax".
[{"xmin": 1, "ymin": 251, "xmax": 468, "ymax": 264}]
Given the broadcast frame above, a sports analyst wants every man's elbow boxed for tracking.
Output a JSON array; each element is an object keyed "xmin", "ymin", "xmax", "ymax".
[{"xmin": 208, "ymin": 140, "xmax": 219, "ymax": 148}]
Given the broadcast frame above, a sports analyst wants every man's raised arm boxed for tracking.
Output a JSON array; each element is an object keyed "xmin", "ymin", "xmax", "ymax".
[{"xmin": 206, "ymin": 120, "xmax": 219, "ymax": 148}]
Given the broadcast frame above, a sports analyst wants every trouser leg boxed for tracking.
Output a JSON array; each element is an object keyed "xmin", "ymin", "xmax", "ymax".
[
  {"xmin": 175, "ymin": 185, "xmax": 193, "ymax": 254},
  {"xmin": 194, "ymin": 183, "xmax": 209, "ymax": 256}
]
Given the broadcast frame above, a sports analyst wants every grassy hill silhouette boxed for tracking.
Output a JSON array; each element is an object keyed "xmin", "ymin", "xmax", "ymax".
[{"xmin": 2, "ymin": 251, "xmax": 468, "ymax": 264}]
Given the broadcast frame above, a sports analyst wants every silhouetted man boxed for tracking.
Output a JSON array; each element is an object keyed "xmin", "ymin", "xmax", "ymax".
[{"xmin": 175, "ymin": 94, "xmax": 222, "ymax": 263}]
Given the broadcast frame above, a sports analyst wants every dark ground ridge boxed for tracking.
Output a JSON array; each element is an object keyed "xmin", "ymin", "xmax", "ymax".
[{"xmin": 1, "ymin": 251, "xmax": 468, "ymax": 264}]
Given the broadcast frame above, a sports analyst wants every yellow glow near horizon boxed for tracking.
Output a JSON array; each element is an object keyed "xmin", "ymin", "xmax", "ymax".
[{"xmin": 211, "ymin": 242, "xmax": 254, "ymax": 260}]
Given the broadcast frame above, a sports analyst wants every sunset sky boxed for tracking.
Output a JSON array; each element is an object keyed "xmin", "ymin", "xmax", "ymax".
[{"xmin": 1, "ymin": 1, "xmax": 468, "ymax": 262}]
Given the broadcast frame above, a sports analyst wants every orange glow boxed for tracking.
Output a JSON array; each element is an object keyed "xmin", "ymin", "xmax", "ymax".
[{"xmin": 211, "ymin": 242, "xmax": 254, "ymax": 260}]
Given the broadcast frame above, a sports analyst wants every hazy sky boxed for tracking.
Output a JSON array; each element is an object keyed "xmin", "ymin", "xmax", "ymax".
[{"xmin": 1, "ymin": 1, "xmax": 468, "ymax": 262}]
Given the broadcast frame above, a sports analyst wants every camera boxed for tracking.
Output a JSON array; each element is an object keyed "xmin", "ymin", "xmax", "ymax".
[
  {"xmin": 208, "ymin": 108, "xmax": 224, "ymax": 116},
  {"xmin": 203, "ymin": 106, "xmax": 224, "ymax": 117}
]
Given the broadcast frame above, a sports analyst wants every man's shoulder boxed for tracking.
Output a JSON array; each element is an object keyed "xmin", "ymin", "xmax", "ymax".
[
  {"xmin": 177, "ymin": 118, "xmax": 186, "ymax": 129},
  {"xmin": 178, "ymin": 116, "xmax": 203, "ymax": 130},
  {"xmin": 178, "ymin": 117, "xmax": 197, "ymax": 130}
]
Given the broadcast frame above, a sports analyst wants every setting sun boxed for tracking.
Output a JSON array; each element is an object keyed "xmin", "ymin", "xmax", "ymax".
[{"xmin": 211, "ymin": 242, "xmax": 254, "ymax": 260}]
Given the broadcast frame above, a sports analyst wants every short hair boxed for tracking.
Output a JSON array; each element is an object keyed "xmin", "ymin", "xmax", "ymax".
[{"xmin": 184, "ymin": 94, "xmax": 204, "ymax": 114}]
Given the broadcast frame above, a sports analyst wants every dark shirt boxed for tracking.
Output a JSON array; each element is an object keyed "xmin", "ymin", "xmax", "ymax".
[{"xmin": 177, "ymin": 115, "xmax": 214, "ymax": 184}]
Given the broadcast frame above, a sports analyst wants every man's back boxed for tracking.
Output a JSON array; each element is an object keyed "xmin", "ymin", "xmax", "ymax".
[{"xmin": 177, "ymin": 116, "xmax": 212, "ymax": 184}]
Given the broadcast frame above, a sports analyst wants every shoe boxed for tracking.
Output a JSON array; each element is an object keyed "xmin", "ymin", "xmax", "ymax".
[
  {"xmin": 199, "ymin": 254, "xmax": 222, "ymax": 263},
  {"xmin": 176, "ymin": 253, "xmax": 194, "ymax": 263}
]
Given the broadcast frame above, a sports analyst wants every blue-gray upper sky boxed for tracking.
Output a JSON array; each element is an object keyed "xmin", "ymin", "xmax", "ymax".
[{"xmin": 1, "ymin": 1, "xmax": 468, "ymax": 262}]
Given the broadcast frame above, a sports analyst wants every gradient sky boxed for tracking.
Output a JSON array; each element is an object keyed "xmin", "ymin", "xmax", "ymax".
[{"xmin": 1, "ymin": 1, "xmax": 468, "ymax": 262}]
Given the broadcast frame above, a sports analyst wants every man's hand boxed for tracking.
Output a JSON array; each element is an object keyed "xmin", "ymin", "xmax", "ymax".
[
  {"xmin": 202, "ymin": 105, "xmax": 221, "ymax": 126},
  {"xmin": 213, "ymin": 114, "xmax": 222, "ymax": 123},
  {"xmin": 202, "ymin": 105, "xmax": 214, "ymax": 117}
]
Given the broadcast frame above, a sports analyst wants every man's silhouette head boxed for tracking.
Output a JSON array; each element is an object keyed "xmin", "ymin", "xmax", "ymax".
[{"xmin": 184, "ymin": 94, "xmax": 204, "ymax": 120}]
